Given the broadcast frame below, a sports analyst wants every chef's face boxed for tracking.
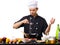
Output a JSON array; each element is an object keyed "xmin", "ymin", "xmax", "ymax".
[{"xmin": 29, "ymin": 7, "xmax": 38, "ymax": 16}]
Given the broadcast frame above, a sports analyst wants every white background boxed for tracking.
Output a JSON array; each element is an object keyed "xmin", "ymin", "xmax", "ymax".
[{"xmin": 0, "ymin": 0, "xmax": 60, "ymax": 39}]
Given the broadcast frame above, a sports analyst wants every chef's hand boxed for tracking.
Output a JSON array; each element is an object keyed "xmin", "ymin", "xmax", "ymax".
[
  {"xmin": 22, "ymin": 19, "xmax": 29, "ymax": 24},
  {"xmin": 50, "ymin": 18, "xmax": 55, "ymax": 25},
  {"xmin": 44, "ymin": 18, "xmax": 55, "ymax": 35}
]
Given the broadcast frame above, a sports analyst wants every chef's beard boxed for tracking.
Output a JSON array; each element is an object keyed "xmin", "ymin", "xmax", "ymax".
[{"xmin": 30, "ymin": 13, "xmax": 37, "ymax": 17}]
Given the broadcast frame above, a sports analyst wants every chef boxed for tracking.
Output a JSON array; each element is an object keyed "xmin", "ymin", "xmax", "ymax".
[{"xmin": 13, "ymin": 0, "xmax": 55, "ymax": 40}]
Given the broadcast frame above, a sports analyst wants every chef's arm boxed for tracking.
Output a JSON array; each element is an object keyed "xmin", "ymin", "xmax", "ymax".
[
  {"xmin": 44, "ymin": 18, "xmax": 55, "ymax": 35},
  {"xmin": 13, "ymin": 19, "xmax": 29, "ymax": 29},
  {"xmin": 45, "ymin": 23, "xmax": 51, "ymax": 35},
  {"xmin": 13, "ymin": 21, "xmax": 24, "ymax": 29}
]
